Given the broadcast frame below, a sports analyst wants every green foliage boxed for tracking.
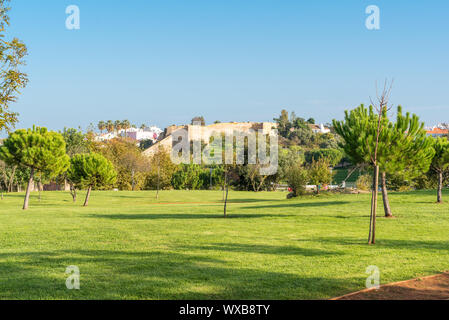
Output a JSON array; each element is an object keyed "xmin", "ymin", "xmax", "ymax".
[
  {"xmin": 172, "ymin": 164, "xmax": 204, "ymax": 190},
  {"xmin": 68, "ymin": 153, "xmax": 117, "ymax": 190},
  {"xmin": 0, "ymin": 0, "xmax": 28, "ymax": 132},
  {"xmin": 60, "ymin": 127, "xmax": 90, "ymax": 157},
  {"xmin": 307, "ymin": 158, "xmax": 333, "ymax": 192},
  {"xmin": 356, "ymin": 173, "xmax": 372, "ymax": 191},
  {"xmin": 93, "ymin": 138, "xmax": 149, "ymax": 190},
  {"xmin": 139, "ymin": 139, "xmax": 154, "ymax": 150},
  {"xmin": 284, "ymin": 160, "xmax": 308, "ymax": 197},
  {"xmin": 305, "ymin": 148, "xmax": 343, "ymax": 167},
  {"xmin": 145, "ymin": 148, "xmax": 178, "ymax": 190},
  {"xmin": 1, "ymin": 190, "xmax": 449, "ymax": 299},
  {"xmin": 278, "ymin": 146, "xmax": 304, "ymax": 181},
  {"xmin": 0, "ymin": 159, "xmax": 28, "ymax": 191},
  {"xmin": 0, "ymin": 126, "xmax": 69, "ymax": 177},
  {"xmin": 307, "ymin": 118, "xmax": 315, "ymax": 124},
  {"xmin": 333, "ymin": 105, "xmax": 435, "ymax": 178},
  {"xmin": 273, "ymin": 110, "xmax": 291, "ymax": 137},
  {"xmin": 430, "ymin": 137, "xmax": 449, "ymax": 174},
  {"xmin": 171, "ymin": 164, "xmax": 225, "ymax": 190}
]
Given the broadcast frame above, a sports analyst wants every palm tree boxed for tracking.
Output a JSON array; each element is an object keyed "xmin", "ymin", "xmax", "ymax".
[
  {"xmin": 106, "ymin": 120, "xmax": 114, "ymax": 134},
  {"xmin": 98, "ymin": 121, "xmax": 106, "ymax": 134},
  {"xmin": 122, "ymin": 119, "xmax": 131, "ymax": 138},
  {"xmin": 114, "ymin": 120, "xmax": 122, "ymax": 136}
]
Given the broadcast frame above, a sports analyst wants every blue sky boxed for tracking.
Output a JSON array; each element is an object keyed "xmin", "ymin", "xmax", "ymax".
[{"xmin": 4, "ymin": 0, "xmax": 449, "ymax": 133}]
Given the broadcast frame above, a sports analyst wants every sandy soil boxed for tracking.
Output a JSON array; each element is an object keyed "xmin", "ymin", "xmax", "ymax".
[{"xmin": 333, "ymin": 272, "xmax": 449, "ymax": 300}]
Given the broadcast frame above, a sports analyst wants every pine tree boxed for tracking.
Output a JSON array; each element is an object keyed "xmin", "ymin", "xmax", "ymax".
[
  {"xmin": 0, "ymin": 126, "xmax": 69, "ymax": 209},
  {"xmin": 333, "ymin": 104, "xmax": 434, "ymax": 243},
  {"xmin": 67, "ymin": 153, "xmax": 117, "ymax": 206},
  {"xmin": 377, "ymin": 106, "xmax": 435, "ymax": 217},
  {"xmin": 430, "ymin": 138, "xmax": 449, "ymax": 203}
]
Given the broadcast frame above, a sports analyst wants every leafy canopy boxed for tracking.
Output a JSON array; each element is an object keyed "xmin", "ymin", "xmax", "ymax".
[
  {"xmin": 333, "ymin": 105, "xmax": 434, "ymax": 178},
  {"xmin": 68, "ymin": 153, "xmax": 117, "ymax": 189},
  {"xmin": 0, "ymin": 126, "xmax": 69, "ymax": 177},
  {"xmin": 431, "ymin": 137, "xmax": 449, "ymax": 173},
  {"xmin": 0, "ymin": 0, "xmax": 28, "ymax": 131}
]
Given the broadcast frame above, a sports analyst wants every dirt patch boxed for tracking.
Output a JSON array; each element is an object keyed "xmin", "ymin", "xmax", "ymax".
[{"xmin": 333, "ymin": 272, "xmax": 449, "ymax": 300}]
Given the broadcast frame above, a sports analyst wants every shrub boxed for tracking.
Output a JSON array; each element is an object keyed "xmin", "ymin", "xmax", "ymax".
[
  {"xmin": 285, "ymin": 162, "xmax": 308, "ymax": 197},
  {"xmin": 356, "ymin": 173, "xmax": 372, "ymax": 191}
]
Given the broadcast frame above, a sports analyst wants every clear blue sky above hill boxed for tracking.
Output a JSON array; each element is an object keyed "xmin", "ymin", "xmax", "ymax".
[{"xmin": 5, "ymin": 0, "xmax": 449, "ymax": 134}]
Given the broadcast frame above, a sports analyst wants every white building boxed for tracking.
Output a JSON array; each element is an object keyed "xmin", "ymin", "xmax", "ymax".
[
  {"xmin": 308, "ymin": 124, "xmax": 331, "ymax": 134},
  {"xmin": 95, "ymin": 126, "xmax": 163, "ymax": 142}
]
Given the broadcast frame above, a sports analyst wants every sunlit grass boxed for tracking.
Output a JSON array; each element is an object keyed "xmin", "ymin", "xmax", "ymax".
[{"xmin": 0, "ymin": 189, "xmax": 448, "ymax": 299}]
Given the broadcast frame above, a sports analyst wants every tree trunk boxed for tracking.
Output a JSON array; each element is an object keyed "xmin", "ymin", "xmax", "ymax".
[
  {"xmin": 381, "ymin": 171, "xmax": 393, "ymax": 217},
  {"xmin": 156, "ymin": 166, "xmax": 160, "ymax": 200},
  {"xmin": 23, "ymin": 168, "xmax": 35, "ymax": 210},
  {"xmin": 316, "ymin": 185, "xmax": 320, "ymax": 195},
  {"xmin": 70, "ymin": 185, "xmax": 77, "ymax": 202},
  {"xmin": 224, "ymin": 183, "xmax": 229, "ymax": 218},
  {"xmin": 8, "ymin": 166, "xmax": 16, "ymax": 192},
  {"xmin": 38, "ymin": 181, "xmax": 42, "ymax": 202},
  {"xmin": 437, "ymin": 171, "xmax": 443, "ymax": 203},
  {"xmin": 131, "ymin": 169, "xmax": 135, "ymax": 191},
  {"xmin": 83, "ymin": 186, "xmax": 92, "ymax": 207},
  {"xmin": 222, "ymin": 169, "xmax": 227, "ymax": 201},
  {"xmin": 368, "ymin": 165, "xmax": 379, "ymax": 244}
]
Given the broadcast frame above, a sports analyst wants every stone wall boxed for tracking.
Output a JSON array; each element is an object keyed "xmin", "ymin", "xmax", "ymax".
[{"xmin": 143, "ymin": 122, "xmax": 277, "ymax": 157}]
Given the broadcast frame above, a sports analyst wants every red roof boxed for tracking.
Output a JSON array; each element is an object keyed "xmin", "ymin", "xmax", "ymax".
[{"xmin": 427, "ymin": 128, "xmax": 449, "ymax": 135}]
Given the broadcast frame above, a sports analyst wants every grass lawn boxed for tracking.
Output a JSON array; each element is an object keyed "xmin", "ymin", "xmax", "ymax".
[{"xmin": 0, "ymin": 189, "xmax": 448, "ymax": 300}]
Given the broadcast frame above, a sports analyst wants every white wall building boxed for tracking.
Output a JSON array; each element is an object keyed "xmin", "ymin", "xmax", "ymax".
[{"xmin": 95, "ymin": 126, "xmax": 163, "ymax": 142}]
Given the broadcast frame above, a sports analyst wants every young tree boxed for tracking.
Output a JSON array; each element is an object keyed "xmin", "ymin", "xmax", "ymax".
[
  {"xmin": 67, "ymin": 153, "xmax": 117, "ymax": 207},
  {"xmin": 0, "ymin": 127, "xmax": 69, "ymax": 209},
  {"xmin": 430, "ymin": 137, "xmax": 449, "ymax": 203},
  {"xmin": 273, "ymin": 110, "xmax": 291, "ymax": 138},
  {"xmin": 61, "ymin": 127, "xmax": 90, "ymax": 201},
  {"xmin": 145, "ymin": 147, "xmax": 178, "ymax": 193},
  {"xmin": 378, "ymin": 107, "xmax": 434, "ymax": 216},
  {"xmin": 333, "ymin": 81, "xmax": 395, "ymax": 244},
  {"xmin": 0, "ymin": 159, "xmax": 16, "ymax": 193},
  {"xmin": 0, "ymin": 0, "xmax": 28, "ymax": 132},
  {"xmin": 335, "ymin": 98, "xmax": 435, "ymax": 242},
  {"xmin": 307, "ymin": 158, "xmax": 333, "ymax": 194},
  {"xmin": 61, "ymin": 127, "xmax": 90, "ymax": 157},
  {"xmin": 284, "ymin": 161, "xmax": 308, "ymax": 197}
]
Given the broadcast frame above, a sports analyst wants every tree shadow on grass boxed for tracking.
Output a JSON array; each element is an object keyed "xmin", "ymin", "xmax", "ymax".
[
  {"xmin": 89, "ymin": 213, "xmax": 292, "ymax": 220},
  {"xmin": 243, "ymin": 201, "xmax": 352, "ymax": 210},
  {"xmin": 302, "ymin": 237, "xmax": 449, "ymax": 251},
  {"xmin": 0, "ymin": 249, "xmax": 359, "ymax": 299},
  {"xmin": 178, "ymin": 243, "xmax": 343, "ymax": 257}
]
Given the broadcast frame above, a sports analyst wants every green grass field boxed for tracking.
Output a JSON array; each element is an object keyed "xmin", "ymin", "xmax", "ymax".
[{"xmin": 0, "ymin": 189, "xmax": 448, "ymax": 300}]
